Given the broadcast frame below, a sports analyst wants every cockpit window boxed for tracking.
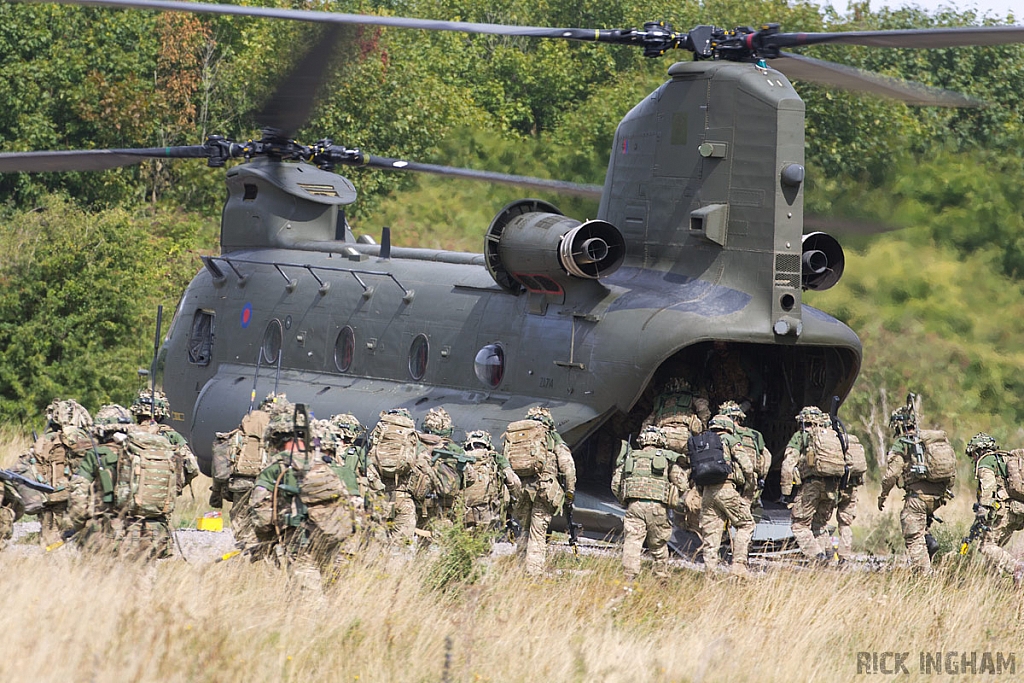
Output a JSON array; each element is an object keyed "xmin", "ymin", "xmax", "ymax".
[{"xmin": 187, "ymin": 310, "xmax": 215, "ymax": 366}]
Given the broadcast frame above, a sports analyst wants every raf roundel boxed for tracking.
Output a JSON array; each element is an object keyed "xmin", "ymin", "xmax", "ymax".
[{"xmin": 240, "ymin": 303, "xmax": 253, "ymax": 329}]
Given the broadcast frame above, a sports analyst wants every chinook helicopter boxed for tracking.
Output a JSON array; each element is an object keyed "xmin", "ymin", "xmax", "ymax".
[{"xmin": 3, "ymin": 1, "xmax": 1023, "ymax": 533}]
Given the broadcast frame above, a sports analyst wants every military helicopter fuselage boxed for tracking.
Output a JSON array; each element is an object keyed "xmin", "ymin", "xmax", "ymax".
[{"xmin": 160, "ymin": 59, "xmax": 860, "ymax": 490}]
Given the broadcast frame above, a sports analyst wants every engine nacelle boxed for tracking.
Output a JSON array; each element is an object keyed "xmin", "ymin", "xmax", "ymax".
[
  {"xmin": 801, "ymin": 231, "xmax": 845, "ymax": 291},
  {"xmin": 484, "ymin": 200, "xmax": 625, "ymax": 294}
]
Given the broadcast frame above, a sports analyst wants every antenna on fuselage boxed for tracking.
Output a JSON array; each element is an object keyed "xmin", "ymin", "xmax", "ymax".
[{"xmin": 379, "ymin": 227, "xmax": 392, "ymax": 261}]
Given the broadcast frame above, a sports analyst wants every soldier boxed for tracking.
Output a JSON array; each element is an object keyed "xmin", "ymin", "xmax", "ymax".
[
  {"xmin": 781, "ymin": 406, "xmax": 845, "ymax": 564},
  {"xmin": 719, "ymin": 401, "xmax": 771, "ymax": 509},
  {"xmin": 248, "ymin": 408, "xmax": 357, "ymax": 588},
  {"xmin": 704, "ymin": 341, "xmax": 763, "ymax": 415},
  {"xmin": 877, "ymin": 405, "xmax": 955, "ymax": 574},
  {"xmin": 367, "ymin": 407, "xmax": 420, "ymax": 544},
  {"xmin": 416, "ymin": 408, "xmax": 468, "ymax": 527},
  {"xmin": 643, "ymin": 377, "xmax": 710, "ymax": 444},
  {"xmin": 130, "ymin": 389, "xmax": 199, "ymax": 498},
  {"xmin": 10, "ymin": 399, "xmax": 93, "ymax": 547},
  {"xmin": 320, "ymin": 414, "xmax": 384, "ymax": 542},
  {"xmin": 696, "ymin": 414, "xmax": 755, "ymax": 575},
  {"xmin": 504, "ymin": 406, "xmax": 576, "ymax": 575},
  {"xmin": 461, "ymin": 429, "xmax": 520, "ymax": 530},
  {"xmin": 612, "ymin": 426, "xmax": 681, "ymax": 579},
  {"xmin": 0, "ymin": 477, "xmax": 23, "ymax": 552},
  {"xmin": 965, "ymin": 433, "xmax": 1024, "ymax": 584},
  {"xmin": 69, "ymin": 404, "xmax": 185, "ymax": 560}
]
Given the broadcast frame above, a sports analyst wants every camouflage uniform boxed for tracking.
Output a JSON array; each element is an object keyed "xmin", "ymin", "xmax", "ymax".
[
  {"xmin": 720, "ymin": 401, "xmax": 771, "ymax": 509},
  {"xmin": 462, "ymin": 430, "xmax": 520, "ymax": 530},
  {"xmin": 878, "ymin": 409, "xmax": 953, "ymax": 574},
  {"xmin": 835, "ymin": 434, "xmax": 866, "ymax": 562},
  {"xmin": 324, "ymin": 413, "xmax": 384, "ymax": 537},
  {"xmin": 416, "ymin": 408, "xmax": 469, "ymax": 528},
  {"xmin": 369, "ymin": 408, "xmax": 420, "ymax": 544},
  {"xmin": 248, "ymin": 428, "xmax": 358, "ymax": 589},
  {"xmin": 700, "ymin": 414, "xmax": 755, "ymax": 574},
  {"xmin": 12, "ymin": 399, "xmax": 94, "ymax": 547},
  {"xmin": 131, "ymin": 390, "xmax": 200, "ymax": 500},
  {"xmin": 510, "ymin": 407, "xmax": 576, "ymax": 576},
  {"xmin": 612, "ymin": 426, "xmax": 680, "ymax": 579},
  {"xmin": 0, "ymin": 480, "xmax": 23, "ymax": 552},
  {"xmin": 781, "ymin": 407, "xmax": 840, "ymax": 562},
  {"xmin": 211, "ymin": 393, "xmax": 291, "ymax": 508},
  {"xmin": 705, "ymin": 341, "xmax": 763, "ymax": 414},
  {"xmin": 68, "ymin": 405, "xmax": 182, "ymax": 560},
  {"xmin": 966, "ymin": 434, "xmax": 1024, "ymax": 581}
]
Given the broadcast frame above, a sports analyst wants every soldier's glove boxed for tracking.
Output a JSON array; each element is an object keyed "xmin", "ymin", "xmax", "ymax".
[{"xmin": 877, "ymin": 495, "xmax": 886, "ymax": 512}]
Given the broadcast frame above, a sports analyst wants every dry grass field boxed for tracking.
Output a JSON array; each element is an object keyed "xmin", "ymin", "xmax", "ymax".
[{"xmin": 3, "ymin": 429, "xmax": 1024, "ymax": 682}]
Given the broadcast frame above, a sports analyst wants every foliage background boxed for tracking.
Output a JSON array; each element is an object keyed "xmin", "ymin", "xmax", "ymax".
[{"xmin": 1, "ymin": 0, "xmax": 1023, "ymax": 473}]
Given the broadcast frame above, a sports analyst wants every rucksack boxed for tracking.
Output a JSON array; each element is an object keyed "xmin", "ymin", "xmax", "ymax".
[
  {"xmin": 7, "ymin": 455, "xmax": 50, "ymax": 515},
  {"xmin": 688, "ymin": 431, "xmax": 733, "ymax": 487},
  {"xmin": 805, "ymin": 426, "xmax": 846, "ymax": 477},
  {"xmin": 211, "ymin": 430, "xmax": 238, "ymax": 482},
  {"xmin": 502, "ymin": 419, "xmax": 550, "ymax": 477},
  {"xmin": 461, "ymin": 449, "xmax": 499, "ymax": 508},
  {"xmin": 116, "ymin": 431, "xmax": 178, "ymax": 518},
  {"xmin": 912, "ymin": 430, "xmax": 957, "ymax": 483},
  {"xmin": 619, "ymin": 445, "xmax": 671, "ymax": 503},
  {"xmin": 299, "ymin": 460, "xmax": 347, "ymax": 506},
  {"xmin": 369, "ymin": 412, "xmax": 418, "ymax": 478},
  {"xmin": 233, "ymin": 411, "xmax": 271, "ymax": 478},
  {"xmin": 1005, "ymin": 450, "xmax": 1024, "ymax": 501},
  {"xmin": 845, "ymin": 434, "xmax": 868, "ymax": 478}
]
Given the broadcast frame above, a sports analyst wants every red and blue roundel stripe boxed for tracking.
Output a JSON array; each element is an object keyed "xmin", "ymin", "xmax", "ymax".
[{"xmin": 240, "ymin": 303, "xmax": 253, "ymax": 328}]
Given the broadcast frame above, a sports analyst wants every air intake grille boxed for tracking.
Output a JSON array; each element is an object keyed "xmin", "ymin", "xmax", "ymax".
[{"xmin": 775, "ymin": 253, "xmax": 801, "ymax": 288}]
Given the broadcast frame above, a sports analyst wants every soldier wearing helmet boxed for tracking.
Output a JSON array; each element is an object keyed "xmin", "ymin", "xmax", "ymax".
[
  {"xmin": 208, "ymin": 392, "xmax": 288, "ymax": 509},
  {"xmin": 69, "ymin": 404, "xmax": 183, "ymax": 559},
  {"xmin": 612, "ymin": 426, "xmax": 684, "ymax": 579},
  {"xmin": 461, "ymin": 429, "xmax": 520, "ymax": 530},
  {"xmin": 8, "ymin": 398, "xmax": 94, "ymax": 547},
  {"xmin": 503, "ymin": 406, "xmax": 576, "ymax": 575},
  {"xmin": 697, "ymin": 413, "xmax": 755, "ymax": 575},
  {"xmin": 720, "ymin": 401, "xmax": 772, "ymax": 509},
  {"xmin": 365, "ymin": 407, "xmax": 421, "ymax": 544},
  {"xmin": 415, "ymin": 408, "xmax": 470, "ymax": 528},
  {"xmin": 780, "ymin": 406, "xmax": 845, "ymax": 565},
  {"xmin": 643, "ymin": 375, "xmax": 709, "ymax": 453},
  {"xmin": 131, "ymin": 389, "xmax": 199, "ymax": 504},
  {"xmin": 878, "ymin": 398, "xmax": 955, "ymax": 574},
  {"xmin": 966, "ymin": 433, "xmax": 1024, "ymax": 585}
]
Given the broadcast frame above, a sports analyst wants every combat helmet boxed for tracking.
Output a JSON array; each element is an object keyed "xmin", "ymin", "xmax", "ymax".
[
  {"xmin": 708, "ymin": 414, "xmax": 736, "ymax": 433},
  {"xmin": 265, "ymin": 411, "xmax": 298, "ymax": 448},
  {"xmin": 46, "ymin": 399, "xmax": 92, "ymax": 430},
  {"xmin": 718, "ymin": 400, "xmax": 746, "ymax": 423},
  {"xmin": 259, "ymin": 392, "xmax": 294, "ymax": 418},
  {"xmin": 888, "ymin": 406, "xmax": 917, "ymax": 435},
  {"xmin": 664, "ymin": 377, "xmax": 693, "ymax": 394},
  {"xmin": 796, "ymin": 406, "xmax": 825, "ymax": 426},
  {"xmin": 464, "ymin": 429, "xmax": 493, "ymax": 451},
  {"xmin": 526, "ymin": 406, "xmax": 555, "ymax": 428},
  {"xmin": 966, "ymin": 433, "xmax": 998, "ymax": 459},
  {"xmin": 130, "ymin": 389, "xmax": 170, "ymax": 421},
  {"xmin": 637, "ymin": 425, "xmax": 669, "ymax": 448},
  {"xmin": 422, "ymin": 407, "xmax": 454, "ymax": 438},
  {"xmin": 93, "ymin": 404, "xmax": 133, "ymax": 436},
  {"xmin": 312, "ymin": 419, "xmax": 342, "ymax": 453},
  {"xmin": 381, "ymin": 407, "xmax": 412, "ymax": 420},
  {"xmin": 329, "ymin": 413, "xmax": 363, "ymax": 441}
]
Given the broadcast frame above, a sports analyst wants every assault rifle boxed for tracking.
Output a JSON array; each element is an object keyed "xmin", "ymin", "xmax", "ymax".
[
  {"xmin": 563, "ymin": 483, "xmax": 582, "ymax": 557},
  {"xmin": 960, "ymin": 503, "xmax": 993, "ymax": 555},
  {"xmin": 0, "ymin": 469, "xmax": 56, "ymax": 493}
]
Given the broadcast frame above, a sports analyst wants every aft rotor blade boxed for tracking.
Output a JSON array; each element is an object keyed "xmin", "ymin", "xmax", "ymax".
[
  {"xmin": 773, "ymin": 52, "xmax": 982, "ymax": 107},
  {"xmin": 22, "ymin": 0, "xmax": 620, "ymax": 42},
  {"xmin": 360, "ymin": 155, "xmax": 603, "ymax": 198},
  {"xmin": 804, "ymin": 214, "xmax": 900, "ymax": 236},
  {"xmin": 0, "ymin": 146, "xmax": 210, "ymax": 173},
  {"xmin": 770, "ymin": 25, "xmax": 1024, "ymax": 50},
  {"xmin": 257, "ymin": 25, "xmax": 347, "ymax": 139}
]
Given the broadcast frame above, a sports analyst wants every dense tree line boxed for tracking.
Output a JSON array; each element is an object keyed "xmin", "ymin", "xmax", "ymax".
[{"xmin": 1, "ymin": 0, "xmax": 1023, "ymax": 457}]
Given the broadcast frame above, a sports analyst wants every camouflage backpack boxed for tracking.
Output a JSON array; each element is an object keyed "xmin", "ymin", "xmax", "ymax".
[
  {"xmin": 461, "ymin": 449, "xmax": 500, "ymax": 509},
  {"xmin": 299, "ymin": 459, "xmax": 348, "ymax": 506},
  {"xmin": 804, "ymin": 425, "xmax": 847, "ymax": 477},
  {"xmin": 912, "ymin": 430, "xmax": 957, "ymax": 483},
  {"xmin": 845, "ymin": 434, "xmax": 868, "ymax": 478},
  {"xmin": 502, "ymin": 419, "xmax": 551, "ymax": 477},
  {"xmin": 426, "ymin": 437, "xmax": 471, "ymax": 500},
  {"xmin": 1004, "ymin": 450, "xmax": 1024, "ymax": 501},
  {"xmin": 115, "ymin": 431, "xmax": 178, "ymax": 518},
  {"xmin": 369, "ymin": 412, "xmax": 419, "ymax": 478}
]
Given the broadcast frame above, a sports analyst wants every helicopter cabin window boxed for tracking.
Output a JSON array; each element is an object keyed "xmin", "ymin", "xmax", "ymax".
[
  {"xmin": 262, "ymin": 319, "xmax": 283, "ymax": 364},
  {"xmin": 187, "ymin": 310, "xmax": 215, "ymax": 366},
  {"xmin": 243, "ymin": 184, "xmax": 258, "ymax": 201},
  {"xmin": 409, "ymin": 334, "xmax": 429, "ymax": 381},
  {"xmin": 474, "ymin": 344, "xmax": 505, "ymax": 388},
  {"xmin": 334, "ymin": 326, "xmax": 355, "ymax": 372}
]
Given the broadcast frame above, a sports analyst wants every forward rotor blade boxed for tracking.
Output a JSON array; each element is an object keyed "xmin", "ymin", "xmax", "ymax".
[
  {"xmin": 360, "ymin": 155, "xmax": 603, "ymax": 198},
  {"xmin": 804, "ymin": 214, "xmax": 900, "ymax": 236},
  {"xmin": 22, "ymin": 0, "xmax": 617, "ymax": 41},
  {"xmin": 0, "ymin": 146, "xmax": 210, "ymax": 173},
  {"xmin": 773, "ymin": 52, "xmax": 982, "ymax": 107},
  {"xmin": 257, "ymin": 25, "xmax": 347, "ymax": 138},
  {"xmin": 770, "ymin": 25, "xmax": 1024, "ymax": 50}
]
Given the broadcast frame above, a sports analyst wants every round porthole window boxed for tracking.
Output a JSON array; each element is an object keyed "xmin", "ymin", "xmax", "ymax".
[
  {"xmin": 334, "ymin": 326, "xmax": 355, "ymax": 372},
  {"xmin": 262, "ymin": 319, "xmax": 283, "ymax": 364},
  {"xmin": 474, "ymin": 343, "xmax": 505, "ymax": 388},
  {"xmin": 409, "ymin": 334, "xmax": 429, "ymax": 380}
]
